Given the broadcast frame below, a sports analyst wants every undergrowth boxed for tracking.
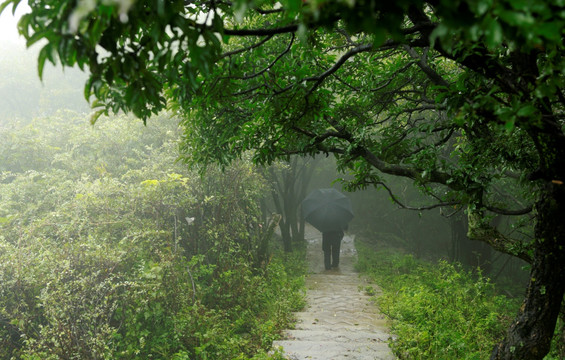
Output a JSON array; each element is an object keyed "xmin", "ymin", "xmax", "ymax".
[
  {"xmin": 355, "ymin": 239, "xmax": 519, "ymax": 360},
  {"xmin": 1, "ymin": 238, "xmax": 307, "ymax": 360},
  {"xmin": 0, "ymin": 114, "xmax": 308, "ymax": 360}
]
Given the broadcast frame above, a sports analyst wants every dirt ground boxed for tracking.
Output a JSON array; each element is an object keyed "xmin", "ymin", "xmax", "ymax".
[{"xmin": 272, "ymin": 228, "xmax": 396, "ymax": 359}]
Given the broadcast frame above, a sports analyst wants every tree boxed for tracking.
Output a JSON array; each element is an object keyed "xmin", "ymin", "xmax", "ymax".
[
  {"xmin": 3, "ymin": 0, "xmax": 565, "ymax": 358},
  {"xmin": 264, "ymin": 156, "xmax": 316, "ymax": 252}
]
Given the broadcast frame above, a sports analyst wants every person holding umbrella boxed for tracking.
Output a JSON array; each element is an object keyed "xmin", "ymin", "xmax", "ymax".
[{"xmin": 302, "ymin": 188, "xmax": 354, "ymax": 270}]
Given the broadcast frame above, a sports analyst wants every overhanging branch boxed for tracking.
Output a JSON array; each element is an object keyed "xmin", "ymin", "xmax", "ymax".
[
  {"xmin": 468, "ymin": 210, "xmax": 533, "ymax": 263},
  {"xmin": 376, "ymin": 181, "xmax": 460, "ymax": 210},
  {"xmin": 224, "ymin": 24, "xmax": 299, "ymax": 36},
  {"xmin": 226, "ymin": 33, "xmax": 294, "ymax": 80},
  {"xmin": 304, "ymin": 43, "xmax": 373, "ymax": 97},
  {"xmin": 220, "ymin": 35, "xmax": 273, "ymax": 59},
  {"xmin": 486, "ymin": 205, "xmax": 533, "ymax": 216}
]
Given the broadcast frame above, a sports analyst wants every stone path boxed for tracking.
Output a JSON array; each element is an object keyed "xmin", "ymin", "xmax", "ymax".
[{"xmin": 272, "ymin": 230, "xmax": 396, "ymax": 360}]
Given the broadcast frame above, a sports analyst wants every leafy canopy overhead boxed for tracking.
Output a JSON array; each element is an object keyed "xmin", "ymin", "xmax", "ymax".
[
  {"xmin": 1, "ymin": 0, "xmax": 563, "ymax": 222},
  {"xmin": 4, "ymin": 1, "xmax": 565, "ymax": 358},
  {"xmin": 4, "ymin": 0, "xmax": 562, "ymax": 122}
]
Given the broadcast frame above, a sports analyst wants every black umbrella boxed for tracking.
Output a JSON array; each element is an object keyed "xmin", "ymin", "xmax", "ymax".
[{"xmin": 301, "ymin": 188, "xmax": 353, "ymax": 232}]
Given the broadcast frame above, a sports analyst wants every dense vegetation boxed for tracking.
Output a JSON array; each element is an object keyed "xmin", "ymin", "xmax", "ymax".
[
  {"xmin": 356, "ymin": 238, "xmax": 564, "ymax": 360},
  {"xmin": 0, "ymin": 113, "xmax": 306, "ymax": 359},
  {"xmin": 3, "ymin": 0, "xmax": 565, "ymax": 358}
]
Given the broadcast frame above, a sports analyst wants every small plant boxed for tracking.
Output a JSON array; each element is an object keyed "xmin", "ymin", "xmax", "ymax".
[{"xmin": 360, "ymin": 285, "xmax": 377, "ymax": 296}]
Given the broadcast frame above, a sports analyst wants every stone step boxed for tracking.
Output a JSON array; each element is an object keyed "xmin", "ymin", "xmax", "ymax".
[
  {"xmin": 300, "ymin": 300, "xmax": 380, "ymax": 313},
  {"xmin": 281, "ymin": 329, "xmax": 392, "ymax": 343},
  {"xmin": 271, "ymin": 339, "xmax": 395, "ymax": 360},
  {"xmin": 293, "ymin": 322, "xmax": 389, "ymax": 334},
  {"xmin": 294, "ymin": 314, "xmax": 386, "ymax": 329}
]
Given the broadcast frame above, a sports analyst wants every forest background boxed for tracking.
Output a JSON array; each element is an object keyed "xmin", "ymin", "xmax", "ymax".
[
  {"xmin": 2, "ymin": 1, "xmax": 565, "ymax": 359},
  {"xmin": 0, "ymin": 36, "xmax": 552, "ymax": 360}
]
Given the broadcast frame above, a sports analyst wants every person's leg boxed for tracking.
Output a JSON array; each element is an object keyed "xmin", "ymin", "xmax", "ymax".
[
  {"xmin": 322, "ymin": 236, "xmax": 331, "ymax": 270},
  {"xmin": 332, "ymin": 239, "xmax": 341, "ymax": 268},
  {"xmin": 324, "ymin": 250, "xmax": 332, "ymax": 270}
]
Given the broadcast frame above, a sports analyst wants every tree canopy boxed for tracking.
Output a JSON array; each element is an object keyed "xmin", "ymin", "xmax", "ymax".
[{"xmin": 2, "ymin": 0, "xmax": 565, "ymax": 359}]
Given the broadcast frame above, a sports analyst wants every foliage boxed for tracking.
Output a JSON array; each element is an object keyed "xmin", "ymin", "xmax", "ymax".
[
  {"xmin": 3, "ymin": 0, "xmax": 565, "ymax": 357},
  {"xmin": 0, "ymin": 112, "xmax": 306, "ymax": 359},
  {"xmin": 356, "ymin": 240, "xmax": 518, "ymax": 360}
]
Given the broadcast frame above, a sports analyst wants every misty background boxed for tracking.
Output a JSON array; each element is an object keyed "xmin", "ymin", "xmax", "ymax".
[{"xmin": 0, "ymin": 5, "xmax": 528, "ymax": 291}]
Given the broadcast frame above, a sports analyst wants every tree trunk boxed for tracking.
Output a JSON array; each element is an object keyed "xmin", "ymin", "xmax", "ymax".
[
  {"xmin": 255, "ymin": 214, "xmax": 281, "ymax": 268},
  {"xmin": 295, "ymin": 159, "xmax": 315, "ymax": 243},
  {"xmin": 280, "ymin": 219, "xmax": 293, "ymax": 252},
  {"xmin": 491, "ymin": 185, "xmax": 565, "ymax": 359}
]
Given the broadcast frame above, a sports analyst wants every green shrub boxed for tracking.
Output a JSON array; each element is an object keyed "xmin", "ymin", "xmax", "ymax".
[{"xmin": 356, "ymin": 241, "xmax": 518, "ymax": 360}]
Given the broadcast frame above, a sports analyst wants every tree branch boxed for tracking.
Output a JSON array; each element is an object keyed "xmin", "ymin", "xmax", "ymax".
[
  {"xmin": 304, "ymin": 43, "xmax": 373, "ymax": 97},
  {"xmin": 403, "ymin": 45, "xmax": 450, "ymax": 87},
  {"xmin": 220, "ymin": 35, "xmax": 273, "ymax": 59},
  {"xmin": 358, "ymin": 146, "xmax": 464, "ymax": 190},
  {"xmin": 227, "ymin": 33, "xmax": 294, "ymax": 80},
  {"xmin": 486, "ymin": 205, "xmax": 533, "ymax": 216},
  {"xmin": 224, "ymin": 24, "xmax": 299, "ymax": 36},
  {"xmin": 406, "ymin": 126, "xmax": 455, "ymax": 157},
  {"xmin": 468, "ymin": 210, "xmax": 533, "ymax": 263},
  {"xmin": 376, "ymin": 181, "xmax": 460, "ymax": 210}
]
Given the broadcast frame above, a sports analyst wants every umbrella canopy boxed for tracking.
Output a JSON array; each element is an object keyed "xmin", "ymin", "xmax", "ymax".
[{"xmin": 301, "ymin": 188, "xmax": 354, "ymax": 232}]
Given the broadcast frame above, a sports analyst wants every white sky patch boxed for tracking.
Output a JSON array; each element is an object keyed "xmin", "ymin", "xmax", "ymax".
[{"xmin": 0, "ymin": 2, "xmax": 29, "ymax": 46}]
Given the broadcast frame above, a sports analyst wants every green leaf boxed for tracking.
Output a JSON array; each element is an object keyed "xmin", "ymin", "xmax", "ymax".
[
  {"xmin": 284, "ymin": 0, "xmax": 302, "ymax": 14},
  {"xmin": 485, "ymin": 18, "xmax": 503, "ymax": 49},
  {"xmin": 429, "ymin": 23, "xmax": 449, "ymax": 49},
  {"xmin": 499, "ymin": 10, "xmax": 535, "ymax": 27},
  {"xmin": 536, "ymin": 22, "xmax": 563, "ymax": 42},
  {"xmin": 372, "ymin": 27, "xmax": 387, "ymax": 47},
  {"xmin": 90, "ymin": 108, "xmax": 106, "ymax": 124},
  {"xmin": 517, "ymin": 105, "xmax": 536, "ymax": 117},
  {"xmin": 37, "ymin": 45, "xmax": 49, "ymax": 80},
  {"xmin": 475, "ymin": 0, "xmax": 491, "ymax": 16},
  {"xmin": 504, "ymin": 118, "xmax": 515, "ymax": 133},
  {"xmin": 233, "ymin": 0, "xmax": 248, "ymax": 23},
  {"xmin": 0, "ymin": 0, "xmax": 18, "ymax": 16},
  {"xmin": 27, "ymin": 29, "xmax": 47, "ymax": 47},
  {"xmin": 141, "ymin": 179, "xmax": 160, "ymax": 187}
]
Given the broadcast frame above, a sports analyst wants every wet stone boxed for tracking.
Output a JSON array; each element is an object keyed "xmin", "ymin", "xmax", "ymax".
[{"xmin": 271, "ymin": 230, "xmax": 396, "ymax": 360}]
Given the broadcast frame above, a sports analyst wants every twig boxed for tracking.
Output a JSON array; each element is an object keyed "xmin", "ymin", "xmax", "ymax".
[{"xmin": 187, "ymin": 265, "xmax": 196, "ymax": 305}]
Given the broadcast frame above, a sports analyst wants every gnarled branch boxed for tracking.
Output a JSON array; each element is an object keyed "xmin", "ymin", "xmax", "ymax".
[
  {"xmin": 376, "ymin": 181, "xmax": 460, "ymax": 211},
  {"xmin": 468, "ymin": 209, "xmax": 533, "ymax": 263}
]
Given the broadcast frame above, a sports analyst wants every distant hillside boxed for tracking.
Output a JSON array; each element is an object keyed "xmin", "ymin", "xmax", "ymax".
[{"xmin": 0, "ymin": 41, "xmax": 90, "ymax": 123}]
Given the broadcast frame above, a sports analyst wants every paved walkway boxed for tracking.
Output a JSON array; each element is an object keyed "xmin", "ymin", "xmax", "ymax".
[{"xmin": 272, "ymin": 230, "xmax": 396, "ymax": 359}]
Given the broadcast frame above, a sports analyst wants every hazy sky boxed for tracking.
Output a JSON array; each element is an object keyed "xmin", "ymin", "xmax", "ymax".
[
  {"xmin": 0, "ymin": 2, "xmax": 91, "ymax": 117},
  {"xmin": 0, "ymin": 2, "xmax": 28, "ymax": 46}
]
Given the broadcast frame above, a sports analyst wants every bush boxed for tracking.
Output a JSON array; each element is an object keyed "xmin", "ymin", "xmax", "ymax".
[
  {"xmin": 356, "ymin": 240, "xmax": 518, "ymax": 360},
  {"xmin": 0, "ymin": 112, "xmax": 306, "ymax": 359}
]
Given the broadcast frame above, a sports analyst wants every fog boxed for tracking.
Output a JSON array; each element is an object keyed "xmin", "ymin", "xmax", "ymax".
[
  {"xmin": 0, "ymin": 5, "xmax": 89, "ymax": 122},
  {"xmin": 302, "ymin": 155, "xmax": 529, "ymax": 292},
  {"xmin": 0, "ymin": 5, "xmax": 528, "ymax": 289}
]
